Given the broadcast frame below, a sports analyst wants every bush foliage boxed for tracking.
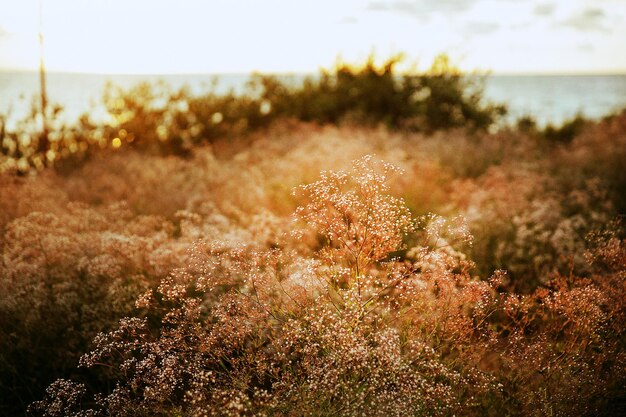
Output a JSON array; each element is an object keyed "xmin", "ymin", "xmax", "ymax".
[{"xmin": 1, "ymin": 54, "xmax": 506, "ymax": 173}]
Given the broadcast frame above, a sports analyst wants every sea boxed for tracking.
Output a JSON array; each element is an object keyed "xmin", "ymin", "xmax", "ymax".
[{"xmin": 1, "ymin": 71, "xmax": 626, "ymax": 130}]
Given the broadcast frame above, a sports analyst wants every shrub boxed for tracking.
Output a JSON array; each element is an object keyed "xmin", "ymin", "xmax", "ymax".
[
  {"xmin": 541, "ymin": 114, "xmax": 588, "ymax": 143},
  {"xmin": 1, "ymin": 54, "xmax": 506, "ymax": 173},
  {"xmin": 254, "ymin": 54, "xmax": 505, "ymax": 133}
]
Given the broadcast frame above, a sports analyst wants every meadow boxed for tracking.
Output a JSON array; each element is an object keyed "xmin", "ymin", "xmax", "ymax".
[{"xmin": 0, "ymin": 56, "xmax": 625, "ymax": 416}]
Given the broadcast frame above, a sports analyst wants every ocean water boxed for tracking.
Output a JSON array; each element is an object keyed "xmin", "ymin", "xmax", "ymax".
[
  {"xmin": 482, "ymin": 75, "xmax": 626, "ymax": 127},
  {"xmin": 1, "ymin": 71, "xmax": 625, "ymax": 130}
]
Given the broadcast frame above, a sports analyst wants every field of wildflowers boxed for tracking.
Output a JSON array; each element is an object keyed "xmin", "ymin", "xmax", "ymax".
[{"xmin": 0, "ymin": 57, "xmax": 625, "ymax": 416}]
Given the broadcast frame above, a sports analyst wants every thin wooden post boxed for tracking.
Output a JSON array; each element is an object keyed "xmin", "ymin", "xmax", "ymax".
[{"xmin": 38, "ymin": 0, "xmax": 49, "ymax": 150}]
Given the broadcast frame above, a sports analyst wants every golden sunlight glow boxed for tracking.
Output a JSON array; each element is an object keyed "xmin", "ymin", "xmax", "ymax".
[{"xmin": 1, "ymin": 0, "xmax": 625, "ymax": 74}]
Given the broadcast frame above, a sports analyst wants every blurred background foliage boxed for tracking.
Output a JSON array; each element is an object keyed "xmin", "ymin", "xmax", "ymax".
[
  {"xmin": 4, "ymin": 53, "xmax": 617, "ymax": 178},
  {"xmin": 1, "ymin": 54, "xmax": 509, "ymax": 172}
]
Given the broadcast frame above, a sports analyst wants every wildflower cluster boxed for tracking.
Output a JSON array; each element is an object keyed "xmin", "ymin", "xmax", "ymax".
[
  {"xmin": 22, "ymin": 156, "xmax": 624, "ymax": 416},
  {"xmin": 1, "ymin": 108, "xmax": 624, "ymax": 415}
]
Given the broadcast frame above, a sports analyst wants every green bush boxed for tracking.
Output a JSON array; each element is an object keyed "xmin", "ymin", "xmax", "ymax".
[
  {"xmin": 252, "ymin": 54, "xmax": 505, "ymax": 132},
  {"xmin": 541, "ymin": 113, "xmax": 588, "ymax": 143}
]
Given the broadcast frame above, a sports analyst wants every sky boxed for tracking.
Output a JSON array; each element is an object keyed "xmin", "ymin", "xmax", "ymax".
[{"xmin": 0, "ymin": 0, "xmax": 625, "ymax": 74}]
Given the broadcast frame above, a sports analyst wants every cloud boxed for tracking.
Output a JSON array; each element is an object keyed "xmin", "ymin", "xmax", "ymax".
[
  {"xmin": 562, "ymin": 7, "xmax": 610, "ymax": 32},
  {"xmin": 367, "ymin": 0, "xmax": 475, "ymax": 20},
  {"xmin": 533, "ymin": 3, "xmax": 556, "ymax": 17},
  {"xmin": 463, "ymin": 21, "xmax": 500, "ymax": 35}
]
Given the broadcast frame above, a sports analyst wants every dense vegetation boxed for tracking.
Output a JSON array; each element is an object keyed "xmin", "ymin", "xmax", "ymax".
[
  {"xmin": 1, "ymin": 55, "xmax": 506, "ymax": 171},
  {"xmin": 0, "ymin": 56, "xmax": 625, "ymax": 416}
]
